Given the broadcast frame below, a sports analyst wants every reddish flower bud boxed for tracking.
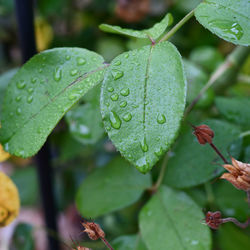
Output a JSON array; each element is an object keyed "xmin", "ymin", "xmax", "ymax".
[
  {"xmin": 193, "ymin": 124, "xmax": 214, "ymax": 145},
  {"xmin": 205, "ymin": 211, "xmax": 222, "ymax": 229}
]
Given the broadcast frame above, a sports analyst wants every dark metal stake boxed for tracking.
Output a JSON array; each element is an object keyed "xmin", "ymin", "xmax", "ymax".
[{"xmin": 14, "ymin": 1, "xmax": 59, "ymax": 249}]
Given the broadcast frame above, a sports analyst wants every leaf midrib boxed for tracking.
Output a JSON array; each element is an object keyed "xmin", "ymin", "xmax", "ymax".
[{"xmin": 4, "ymin": 65, "xmax": 107, "ymax": 143}]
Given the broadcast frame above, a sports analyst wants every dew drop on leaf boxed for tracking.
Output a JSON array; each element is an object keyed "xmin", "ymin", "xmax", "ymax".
[
  {"xmin": 16, "ymin": 80, "xmax": 26, "ymax": 89},
  {"xmin": 27, "ymin": 96, "xmax": 33, "ymax": 104},
  {"xmin": 31, "ymin": 77, "xmax": 37, "ymax": 84},
  {"xmin": 70, "ymin": 69, "xmax": 78, "ymax": 76},
  {"xmin": 54, "ymin": 67, "xmax": 62, "ymax": 81},
  {"xmin": 109, "ymin": 111, "xmax": 121, "ymax": 129},
  {"xmin": 114, "ymin": 60, "xmax": 121, "ymax": 66},
  {"xmin": 122, "ymin": 112, "xmax": 132, "ymax": 122},
  {"xmin": 111, "ymin": 69, "xmax": 124, "ymax": 80},
  {"xmin": 110, "ymin": 93, "xmax": 119, "ymax": 101},
  {"xmin": 140, "ymin": 137, "xmax": 148, "ymax": 152},
  {"xmin": 157, "ymin": 114, "xmax": 166, "ymax": 124},
  {"xmin": 120, "ymin": 88, "xmax": 130, "ymax": 96},
  {"xmin": 15, "ymin": 96, "xmax": 22, "ymax": 102},
  {"xmin": 208, "ymin": 20, "xmax": 243, "ymax": 41},
  {"xmin": 66, "ymin": 55, "xmax": 71, "ymax": 60},
  {"xmin": 119, "ymin": 101, "xmax": 127, "ymax": 108},
  {"xmin": 154, "ymin": 147, "xmax": 163, "ymax": 157},
  {"xmin": 107, "ymin": 87, "xmax": 114, "ymax": 92},
  {"xmin": 16, "ymin": 108, "xmax": 22, "ymax": 115},
  {"xmin": 28, "ymin": 88, "xmax": 34, "ymax": 94},
  {"xmin": 77, "ymin": 57, "xmax": 86, "ymax": 65}
]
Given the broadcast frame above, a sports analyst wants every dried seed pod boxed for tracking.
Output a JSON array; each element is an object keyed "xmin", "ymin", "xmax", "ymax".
[
  {"xmin": 221, "ymin": 157, "xmax": 250, "ymax": 191},
  {"xmin": 193, "ymin": 124, "xmax": 214, "ymax": 145},
  {"xmin": 205, "ymin": 211, "xmax": 222, "ymax": 229},
  {"xmin": 81, "ymin": 221, "xmax": 105, "ymax": 241}
]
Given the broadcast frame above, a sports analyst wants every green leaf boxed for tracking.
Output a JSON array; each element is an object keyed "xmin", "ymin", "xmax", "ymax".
[
  {"xmin": 215, "ymin": 97, "xmax": 250, "ymax": 127},
  {"xmin": 184, "ymin": 59, "xmax": 214, "ymax": 108},
  {"xmin": 11, "ymin": 167, "xmax": 38, "ymax": 206},
  {"xmin": 164, "ymin": 119, "xmax": 241, "ymax": 188},
  {"xmin": 66, "ymin": 103, "xmax": 104, "ymax": 145},
  {"xmin": 139, "ymin": 186, "xmax": 211, "ymax": 250},
  {"xmin": 100, "ymin": 42, "xmax": 186, "ymax": 173},
  {"xmin": 0, "ymin": 48, "xmax": 105, "ymax": 157},
  {"xmin": 214, "ymin": 182, "xmax": 249, "ymax": 221},
  {"xmin": 76, "ymin": 157, "xmax": 151, "ymax": 218},
  {"xmin": 112, "ymin": 235, "xmax": 148, "ymax": 250},
  {"xmin": 195, "ymin": 0, "xmax": 250, "ymax": 46},
  {"xmin": 99, "ymin": 13, "xmax": 173, "ymax": 40},
  {"xmin": 217, "ymin": 224, "xmax": 250, "ymax": 250},
  {"xmin": 0, "ymin": 68, "xmax": 18, "ymax": 119}
]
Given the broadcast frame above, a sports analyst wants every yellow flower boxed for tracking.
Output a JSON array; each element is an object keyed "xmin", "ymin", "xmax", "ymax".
[{"xmin": 0, "ymin": 172, "xmax": 20, "ymax": 227}]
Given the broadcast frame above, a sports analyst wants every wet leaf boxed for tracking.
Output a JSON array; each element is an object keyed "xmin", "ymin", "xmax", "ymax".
[
  {"xmin": 76, "ymin": 157, "xmax": 151, "ymax": 218},
  {"xmin": 164, "ymin": 119, "xmax": 241, "ymax": 188},
  {"xmin": 99, "ymin": 13, "xmax": 173, "ymax": 40},
  {"xmin": 139, "ymin": 186, "xmax": 211, "ymax": 250},
  {"xmin": 101, "ymin": 42, "xmax": 186, "ymax": 173},
  {"xmin": 195, "ymin": 0, "xmax": 250, "ymax": 46},
  {"xmin": 0, "ymin": 48, "xmax": 105, "ymax": 158}
]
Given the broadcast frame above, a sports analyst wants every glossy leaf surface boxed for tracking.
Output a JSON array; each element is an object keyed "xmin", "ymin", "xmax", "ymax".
[
  {"xmin": 139, "ymin": 186, "xmax": 211, "ymax": 250},
  {"xmin": 0, "ymin": 48, "xmax": 105, "ymax": 157},
  {"xmin": 164, "ymin": 119, "xmax": 241, "ymax": 188},
  {"xmin": 99, "ymin": 13, "xmax": 173, "ymax": 40},
  {"xmin": 76, "ymin": 157, "xmax": 151, "ymax": 218},
  {"xmin": 195, "ymin": 0, "xmax": 250, "ymax": 46},
  {"xmin": 101, "ymin": 42, "xmax": 186, "ymax": 173}
]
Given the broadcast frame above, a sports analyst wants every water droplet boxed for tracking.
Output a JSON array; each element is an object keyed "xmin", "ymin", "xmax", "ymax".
[
  {"xmin": 70, "ymin": 69, "xmax": 78, "ymax": 76},
  {"xmin": 27, "ymin": 96, "xmax": 33, "ymax": 103},
  {"xmin": 106, "ymin": 126, "xmax": 111, "ymax": 131},
  {"xmin": 111, "ymin": 69, "xmax": 123, "ymax": 80},
  {"xmin": 38, "ymin": 68, "xmax": 43, "ymax": 73},
  {"xmin": 122, "ymin": 112, "xmax": 132, "ymax": 122},
  {"xmin": 109, "ymin": 111, "xmax": 121, "ymax": 129},
  {"xmin": 77, "ymin": 57, "xmax": 86, "ymax": 65},
  {"xmin": 120, "ymin": 88, "xmax": 130, "ymax": 96},
  {"xmin": 208, "ymin": 20, "xmax": 243, "ymax": 41},
  {"xmin": 124, "ymin": 53, "xmax": 129, "ymax": 58},
  {"xmin": 16, "ymin": 80, "xmax": 26, "ymax": 89},
  {"xmin": 16, "ymin": 107, "xmax": 22, "ymax": 115},
  {"xmin": 31, "ymin": 77, "xmax": 37, "ymax": 84},
  {"xmin": 15, "ymin": 96, "xmax": 22, "ymax": 102},
  {"xmin": 157, "ymin": 114, "xmax": 166, "ymax": 124},
  {"xmin": 140, "ymin": 137, "xmax": 148, "ymax": 152},
  {"xmin": 136, "ymin": 156, "xmax": 149, "ymax": 173},
  {"xmin": 110, "ymin": 93, "xmax": 119, "ymax": 101},
  {"xmin": 54, "ymin": 67, "xmax": 62, "ymax": 81},
  {"xmin": 119, "ymin": 101, "xmax": 127, "ymax": 108},
  {"xmin": 154, "ymin": 147, "xmax": 163, "ymax": 157},
  {"xmin": 105, "ymin": 102, "xmax": 110, "ymax": 107},
  {"xmin": 28, "ymin": 87, "xmax": 34, "ymax": 94},
  {"xmin": 37, "ymin": 127, "xmax": 42, "ymax": 134},
  {"xmin": 114, "ymin": 60, "xmax": 121, "ymax": 66},
  {"xmin": 66, "ymin": 55, "xmax": 71, "ymax": 60},
  {"xmin": 108, "ymin": 87, "xmax": 114, "ymax": 92}
]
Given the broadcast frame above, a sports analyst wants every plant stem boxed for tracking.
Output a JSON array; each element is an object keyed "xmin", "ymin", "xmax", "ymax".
[
  {"xmin": 209, "ymin": 143, "xmax": 228, "ymax": 164},
  {"xmin": 101, "ymin": 237, "xmax": 114, "ymax": 250},
  {"xmin": 185, "ymin": 46, "xmax": 250, "ymax": 116},
  {"xmin": 221, "ymin": 217, "xmax": 250, "ymax": 229},
  {"xmin": 148, "ymin": 153, "xmax": 169, "ymax": 193},
  {"xmin": 159, "ymin": 9, "xmax": 195, "ymax": 43}
]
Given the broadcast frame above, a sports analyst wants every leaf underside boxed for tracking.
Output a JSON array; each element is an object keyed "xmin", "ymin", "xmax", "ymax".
[
  {"xmin": 101, "ymin": 42, "xmax": 186, "ymax": 173},
  {"xmin": 99, "ymin": 13, "xmax": 173, "ymax": 40},
  {"xmin": 195, "ymin": 0, "xmax": 250, "ymax": 46},
  {"xmin": 0, "ymin": 48, "xmax": 105, "ymax": 157}
]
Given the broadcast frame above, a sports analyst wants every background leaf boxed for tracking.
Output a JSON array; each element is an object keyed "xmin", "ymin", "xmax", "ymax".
[
  {"xmin": 164, "ymin": 119, "xmax": 241, "ymax": 188},
  {"xmin": 195, "ymin": 0, "xmax": 250, "ymax": 46},
  {"xmin": 76, "ymin": 157, "xmax": 151, "ymax": 218},
  {"xmin": 215, "ymin": 97, "xmax": 250, "ymax": 128},
  {"xmin": 139, "ymin": 186, "xmax": 211, "ymax": 250},
  {"xmin": 0, "ymin": 48, "xmax": 105, "ymax": 157},
  {"xmin": 99, "ymin": 13, "xmax": 173, "ymax": 40},
  {"xmin": 112, "ymin": 234, "xmax": 147, "ymax": 250},
  {"xmin": 101, "ymin": 42, "xmax": 186, "ymax": 173}
]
